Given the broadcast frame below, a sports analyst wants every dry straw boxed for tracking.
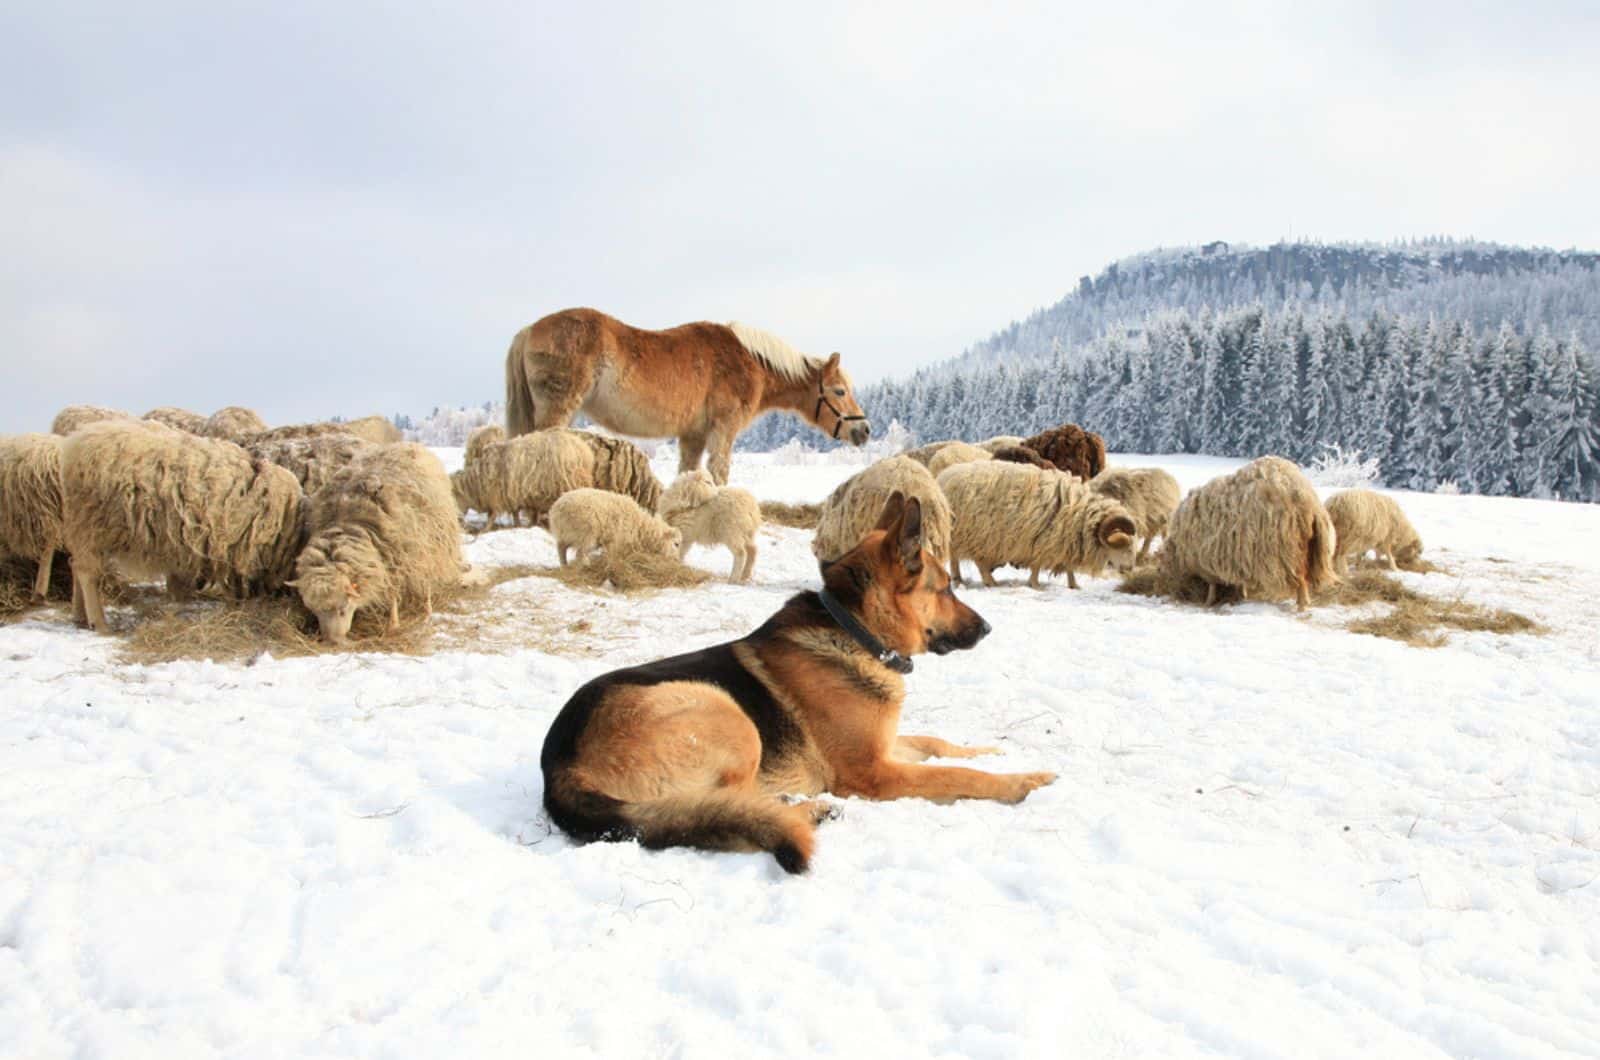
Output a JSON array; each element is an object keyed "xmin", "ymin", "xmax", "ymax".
[{"xmin": 759, "ymin": 500, "xmax": 823, "ymax": 529}]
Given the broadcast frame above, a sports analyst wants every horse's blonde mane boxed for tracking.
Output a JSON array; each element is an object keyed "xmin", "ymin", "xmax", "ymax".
[{"xmin": 727, "ymin": 321, "xmax": 821, "ymax": 382}]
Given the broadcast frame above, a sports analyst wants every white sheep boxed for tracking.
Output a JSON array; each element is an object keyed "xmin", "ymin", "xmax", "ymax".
[
  {"xmin": 1089, "ymin": 466, "xmax": 1182, "ymax": 562},
  {"xmin": 1325, "ymin": 489, "xmax": 1423, "ymax": 574},
  {"xmin": 0, "ymin": 434, "xmax": 65, "ymax": 599},
  {"xmin": 455, "ymin": 428, "xmax": 660, "ymax": 529},
  {"xmin": 937, "ymin": 460, "xmax": 1138, "ymax": 589},
  {"xmin": 927, "ymin": 441, "xmax": 994, "ymax": 478},
  {"xmin": 51, "ymin": 405, "xmax": 129, "ymax": 436},
  {"xmin": 812, "ymin": 455, "xmax": 953, "ymax": 566},
  {"xmin": 201, "ymin": 406, "xmax": 269, "ymax": 440},
  {"xmin": 547, "ymin": 488, "xmax": 682, "ymax": 569},
  {"xmin": 141, "ymin": 407, "xmax": 207, "ymax": 433},
  {"xmin": 658, "ymin": 470, "xmax": 761, "ymax": 582},
  {"xmin": 245, "ymin": 433, "xmax": 374, "ymax": 494}
]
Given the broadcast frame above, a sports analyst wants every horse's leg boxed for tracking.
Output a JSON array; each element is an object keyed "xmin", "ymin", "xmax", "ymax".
[
  {"xmin": 706, "ymin": 432, "xmax": 735, "ymax": 486},
  {"xmin": 678, "ymin": 433, "xmax": 707, "ymax": 475}
]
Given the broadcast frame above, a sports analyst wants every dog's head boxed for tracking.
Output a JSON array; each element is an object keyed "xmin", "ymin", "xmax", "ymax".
[{"xmin": 823, "ymin": 491, "xmax": 990, "ymax": 657}]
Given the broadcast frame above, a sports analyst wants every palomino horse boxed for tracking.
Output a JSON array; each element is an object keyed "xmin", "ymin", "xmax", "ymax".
[{"xmin": 504, "ymin": 308, "xmax": 870, "ymax": 484}]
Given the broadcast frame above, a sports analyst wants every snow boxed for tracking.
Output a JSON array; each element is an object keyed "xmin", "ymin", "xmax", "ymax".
[{"xmin": 4, "ymin": 450, "xmax": 1599, "ymax": 1058}]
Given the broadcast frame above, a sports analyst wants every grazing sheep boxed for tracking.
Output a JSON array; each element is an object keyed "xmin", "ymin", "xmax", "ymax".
[
  {"xmin": 990, "ymin": 445, "xmax": 1054, "ymax": 470},
  {"xmin": 51, "ymin": 405, "xmax": 129, "ymax": 436},
  {"xmin": 658, "ymin": 470, "xmax": 761, "ymax": 582},
  {"xmin": 1325, "ymin": 489, "xmax": 1423, "ymax": 574},
  {"xmin": 812, "ymin": 456, "xmax": 953, "ymax": 566},
  {"xmin": 938, "ymin": 460, "xmax": 1138, "ymax": 589},
  {"xmin": 1089, "ymin": 467, "xmax": 1182, "ymax": 562},
  {"xmin": 455, "ymin": 429, "xmax": 662, "ymax": 530},
  {"xmin": 1019, "ymin": 423, "xmax": 1109, "ymax": 480},
  {"xmin": 0, "ymin": 434, "xmax": 64, "ymax": 599},
  {"xmin": 548, "ymin": 489, "xmax": 681, "ymax": 569},
  {"xmin": 899, "ymin": 440, "xmax": 960, "ymax": 468},
  {"xmin": 976, "ymin": 435, "xmax": 1026, "ymax": 455},
  {"xmin": 61, "ymin": 420, "xmax": 304, "ymax": 633},
  {"xmin": 245, "ymin": 433, "xmax": 374, "ymax": 494},
  {"xmin": 927, "ymin": 441, "xmax": 994, "ymax": 478},
  {"xmin": 1160, "ymin": 456, "xmax": 1337, "ymax": 610},
  {"xmin": 464, "ymin": 423, "xmax": 505, "ymax": 464},
  {"xmin": 246, "ymin": 415, "xmax": 399, "ymax": 447},
  {"xmin": 142, "ymin": 407, "xmax": 207, "ymax": 433},
  {"xmin": 293, "ymin": 443, "xmax": 463, "ymax": 644},
  {"xmin": 202, "ymin": 406, "xmax": 269, "ymax": 439}
]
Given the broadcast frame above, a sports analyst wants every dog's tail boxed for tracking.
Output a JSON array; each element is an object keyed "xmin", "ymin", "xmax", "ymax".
[{"xmin": 544, "ymin": 771, "xmax": 816, "ymax": 874}]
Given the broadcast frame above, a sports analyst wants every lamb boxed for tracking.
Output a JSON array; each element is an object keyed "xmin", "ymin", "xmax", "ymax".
[
  {"xmin": 990, "ymin": 445, "xmax": 1054, "ymax": 470},
  {"xmin": 0, "ymin": 434, "xmax": 64, "ymax": 599},
  {"xmin": 454, "ymin": 428, "xmax": 662, "ymax": 529},
  {"xmin": 60, "ymin": 420, "xmax": 304, "ymax": 633},
  {"xmin": 142, "ymin": 407, "xmax": 207, "ymax": 433},
  {"xmin": 1089, "ymin": 467, "xmax": 1182, "ymax": 562},
  {"xmin": 292, "ymin": 443, "xmax": 464, "ymax": 644},
  {"xmin": 1019, "ymin": 423, "xmax": 1109, "ymax": 480},
  {"xmin": 1159, "ymin": 456, "xmax": 1337, "ymax": 610},
  {"xmin": 937, "ymin": 460, "xmax": 1138, "ymax": 589},
  {"xmin": 812, "ymin": 455, "xmax": 953, "ymax": 566},
  {"xmin": 1325, "ymin": 489, "xmax": 1423, "ymax": 574},
  {"xmin": 927, "ymin": 441, "xmax": 994, "ymax": 478},
  {"xmin": 245, "ymin": 433, "xmax": 374, "ymax": 494},
  {"xmin": 51, "ymin": 405, "xmax": 129, "ymax": 436},
  {"xmin": 658, "ymin": 470, "xmax": 761, "ymax": 582},
  {"xmin": 547, "ymin": 489, "xmax": 682, "ymax": 569},
  {"xmin": 201, "ymin": 406, "xmax": 269, "ymax": 439}
]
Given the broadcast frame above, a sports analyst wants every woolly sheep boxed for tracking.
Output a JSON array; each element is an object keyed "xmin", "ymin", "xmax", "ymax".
[
  {"xmin": 51, "ymin": 405, "xmax": 129, "ymax": 436},
  {"xmin": 201, "ymin": 406, "xmax": 269, "ymax": 439},
  {"xmin": 990, "ymin": 445, "xmax": 1054, "ymax": 470},
  {"xmin": 976, "ymin": 435, "xmax": 1026, "ymax": 454},
  {"xmin": 1325, "ymin": 489, "xmax": 1422, "ymax": 575},
  {"xmin": 547, "ymin": 489, "xmax": 682, "ymax": 569},
  {"xmin": 142, "ymin": 407, "xmax": 207, "ymax": 433},
  {"xmin": 899, "ymin": 440, "xmax": 960, "ymax": 468},
  {"xmin": 658, "ymin": 470, "xmax": 761, "ymax": 582},
  {"xmin": 61, "ymin": 420, "xmax": 304, "ymax": 633},
  {"xmin": 812, "ymin": 456, "xmax": 953, "ymax": 566},
  {"xmin": 926, "ymin": 441, "xmax": 994, "ymax": 478},
  {"xmin": 937, "ymin": 460, "xmax": 1138, "ymax": 589},
  {"xmin": 0, "ymin": 434, "xmax": 64, "ymax": 599},
  {"xmin": 292, "ymin": 443, "xmax": 463, "ymax": 644},
  {"xmin": 1019, "ymin": 423, "xmax": 1109, "ymax": 480},
  {"xmin": 1159, "ymin": 456, "xmax": 1337, "ymax": 610},
  {"xmin": 464, "ymin": 423, "xmax": 505, "ymax": 464},
  {"xmin": 454, "ymin": 428, "xmax": 661, "ymax": 529},
  {"xmin": 245, "ymin": 433, "xmax": 374, "ymax": 494},
  {"xmin": 1089, "ymin": 466, "xmax": 1182, "ymax": 562},
  {"xmin": 247, "ymin": 415, "xmax": 400, "ymax": 447}
]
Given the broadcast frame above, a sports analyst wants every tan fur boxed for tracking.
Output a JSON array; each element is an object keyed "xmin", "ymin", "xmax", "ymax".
[
  {"xmin": 658, "ymin": 470, "xmax": 761, "ymax": 582},
  {"xmin": 504, "ymin": 308, "xmax": 869, "ymax": 484},
  {"xmin": 1325, "ymin": 489, "xmax": 1423, "ymax": 574},
  {"xmin": 1089, "ymin": 466, "xmax": 1182, "ymax": 562},
  {"xmin": 547, "ymin": 489, "xmax": 682, "ymax": 569},
  {"xmin": 541, "ymin": 493, "xmax": 1054, "ymax": 874},
  {"xmin": 898, "ymin": 440, "xmax": 959, "ymax": 467},
  {"xmin": 141, "ymin": 407, "xmax": 206, "ymax": 433},
  {"xmin": 0, "ymin": 434, "xmax": 65, "ymax": 599},
  {"xmin": 463, "ymin": 424, "xmax": 505, "ymax": 464},
  {"xmin": 61, "ymin": 420, "xmax": 304, "ymax": 633},
  {"xmin": 293, "ymin": 443, "xmax": 463, "ymax": 643},
  {"xmin": 811, "ymin": 456, "xmax": 953, "ymax": 565},
  {"xmin": 1160, "ymin": 456, "xmax": 1338, "ymax": 610},
  {"xmin": 202, "ymin": 406, "xmax": 269, "ymax": 440},
  {"xmin": 51, "ymin": 405, "xmax": 129, "ymax": 436},
  {"xmin": 927, "ymin": 441, "xmax": 994, "ymax": 478},
  {"xmin": 976, "ymin": 435, "xmax": 1026, "ymax": 454},
  {"xmin": 247, "ymin": 416, "xmax": 400, "ymax": 447},
  {"xmin": 245, "ymin": 433, "xmax": 374, "ymax": 494},
  {"xmin": 455, "ymin": 428, "xmax": 661, "ymax": 529},
  {"xmin": 937, "ymin": 460, "xmax": 1139, "ymax": 589}
]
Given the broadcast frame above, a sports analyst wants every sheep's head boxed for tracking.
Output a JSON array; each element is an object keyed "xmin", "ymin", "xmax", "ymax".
[
  {"xmin": 291, "ymin": 532, "xmax": 383, "ymax": 644},
  {"xmin": 1395, "ymin": 535, "xmax": 1423, "ymax": 567},
  {"xmin": 654, "ymin": 523, "xmax": 684, "ymax": 558},
  {"xmin": 661, "ymin": 470, "xmax": 717, "ymax": 519},
  {"xmin": 1096, "ymin": 513, "xmax": 1139, "ymax": 572}
]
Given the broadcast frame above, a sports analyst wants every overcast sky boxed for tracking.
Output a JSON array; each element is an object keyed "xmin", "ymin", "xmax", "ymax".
[{"xmin": 3, "ymin": 1, "xmax": 1598, "ymax": 431}]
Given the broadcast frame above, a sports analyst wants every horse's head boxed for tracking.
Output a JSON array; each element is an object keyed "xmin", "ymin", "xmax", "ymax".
[{"xmin": 812, "ymin": 353, "xmax": 870, "ymax": 447}]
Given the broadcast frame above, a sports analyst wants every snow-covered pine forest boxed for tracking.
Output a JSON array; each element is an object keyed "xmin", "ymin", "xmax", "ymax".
[{"xmin": 738, "ymin": 241, "xmax": 1600, "ymax": 502}]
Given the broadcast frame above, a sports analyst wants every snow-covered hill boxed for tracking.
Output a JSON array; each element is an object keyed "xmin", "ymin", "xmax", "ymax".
[{"xmin": 3, "ymin": 449, "xmax": 1598, "ymax": 1058}]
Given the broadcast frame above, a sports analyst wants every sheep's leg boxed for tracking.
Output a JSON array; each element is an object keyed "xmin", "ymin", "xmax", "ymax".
[
  {"xmin": 1384, "ymin": 552, "xmax": 1398, "ymax": 572},
  {"xmin": 166, "ymin": 573, "xmax": 195, "ymax": 601},
  {"xmin": 77, "ymin": 560, "xmax": 110, "ymax": 634},
  {"xmin": 71, "ymin": 566, "xmax": 86, "ymax": 625},
  {"xmin": 947, "ymin": 550, "xmax": 964, "ymax": 586},
  {"xmin": 32, "ymin": 549, "xmax": 54, "ymax": 600},
  {"xmin": 1335, "ymin": 554, "xmax": 1349, "ymax": 577},
  {"xmin": 1205, "ymin": 581, "xmax": 1217, "ymax": 607},
  {"xmin": 556, "ymin": 541, "xmax": 570, "ymax": 567},
  {"xmin": 1295, "ymin": 579, "xmax": 1310, "ymax": 611},
  {"xmin": 1136, "ymin": 537, "xmax": 1153, "ymax": 564},
  {"xmin": 388, "ymin": 595, "xmax": 401, "ymax": 632},
  {"xmin": 979, "ymin": 564, "xmax": 997, "ymax": 588},
  {"xmin": 1028, "ymin": 568, "xmax": 1043, "ymax": 590},
  {"xmin": 1066, "ymin": 569, "xmax": 1079, "ymax": 589},
  {"xmin": 678, "ymin": 434, "xmax": 707, "ymax": 475},
  {"xmin": 677, "ymin": 538, "xmax": 691, "ymax": 562},
  {"xmin": 738, "ymin": 542, "xmax": 756, "ymax": 583}
]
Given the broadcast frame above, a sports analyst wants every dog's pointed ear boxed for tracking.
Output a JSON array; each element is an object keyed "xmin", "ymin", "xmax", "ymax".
[
  {"xmin": 873, "ymin": 491, "xmax": 906, "ymax": 532},
  {"xmin": 897, "ymin": 496, "xmax": 924, "ymax": 574}
]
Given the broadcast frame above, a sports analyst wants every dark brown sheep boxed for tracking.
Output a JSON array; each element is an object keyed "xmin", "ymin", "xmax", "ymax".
[
  {"xmin": 1019, "ymin": 424, "xmax": 1108, "ymax": 480},
  {"xmin": 990, "ymin": 445, "xmax": 1054, "ymax": 470}
]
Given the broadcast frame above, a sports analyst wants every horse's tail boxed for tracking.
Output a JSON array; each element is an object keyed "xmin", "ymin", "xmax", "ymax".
[{"xmin": 505, "ymin": 330, "xmax": 536, "ymax": 437}]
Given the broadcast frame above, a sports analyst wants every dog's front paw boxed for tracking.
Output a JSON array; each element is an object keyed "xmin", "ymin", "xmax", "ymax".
[
  {"xmin": 797, "ymin": 799, "xmax": 842, "ymax": 825},
  {"xmin": 1004, "ymin": 771, "xmax": 1057, "ymax": 803}
]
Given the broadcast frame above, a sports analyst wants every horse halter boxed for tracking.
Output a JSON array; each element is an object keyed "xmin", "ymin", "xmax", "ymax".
[{"xmin": 815, "ymin": 379, "xmax": 868, "ymax": 440}]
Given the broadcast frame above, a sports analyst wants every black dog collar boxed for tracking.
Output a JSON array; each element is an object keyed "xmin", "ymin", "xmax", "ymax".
[{"xmin": 817, "ymin": 590, "xmax": 913, "ymax": 674}]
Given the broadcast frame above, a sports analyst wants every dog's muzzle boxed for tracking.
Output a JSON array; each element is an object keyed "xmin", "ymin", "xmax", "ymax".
[{"xmin": 928, "ymin": 616, "xmax": 990, "ymax": 655}]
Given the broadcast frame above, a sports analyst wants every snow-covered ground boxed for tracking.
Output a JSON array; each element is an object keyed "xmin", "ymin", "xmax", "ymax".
[{"xmin": 4, "ymin": 450, "xmax": 1599, "ymax": 1059}]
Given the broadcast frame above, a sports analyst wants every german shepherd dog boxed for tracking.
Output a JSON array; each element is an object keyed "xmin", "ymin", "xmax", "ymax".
[{"xmin": 540, "ymin": 492, "xmax": 1056, "ymax": 873}]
